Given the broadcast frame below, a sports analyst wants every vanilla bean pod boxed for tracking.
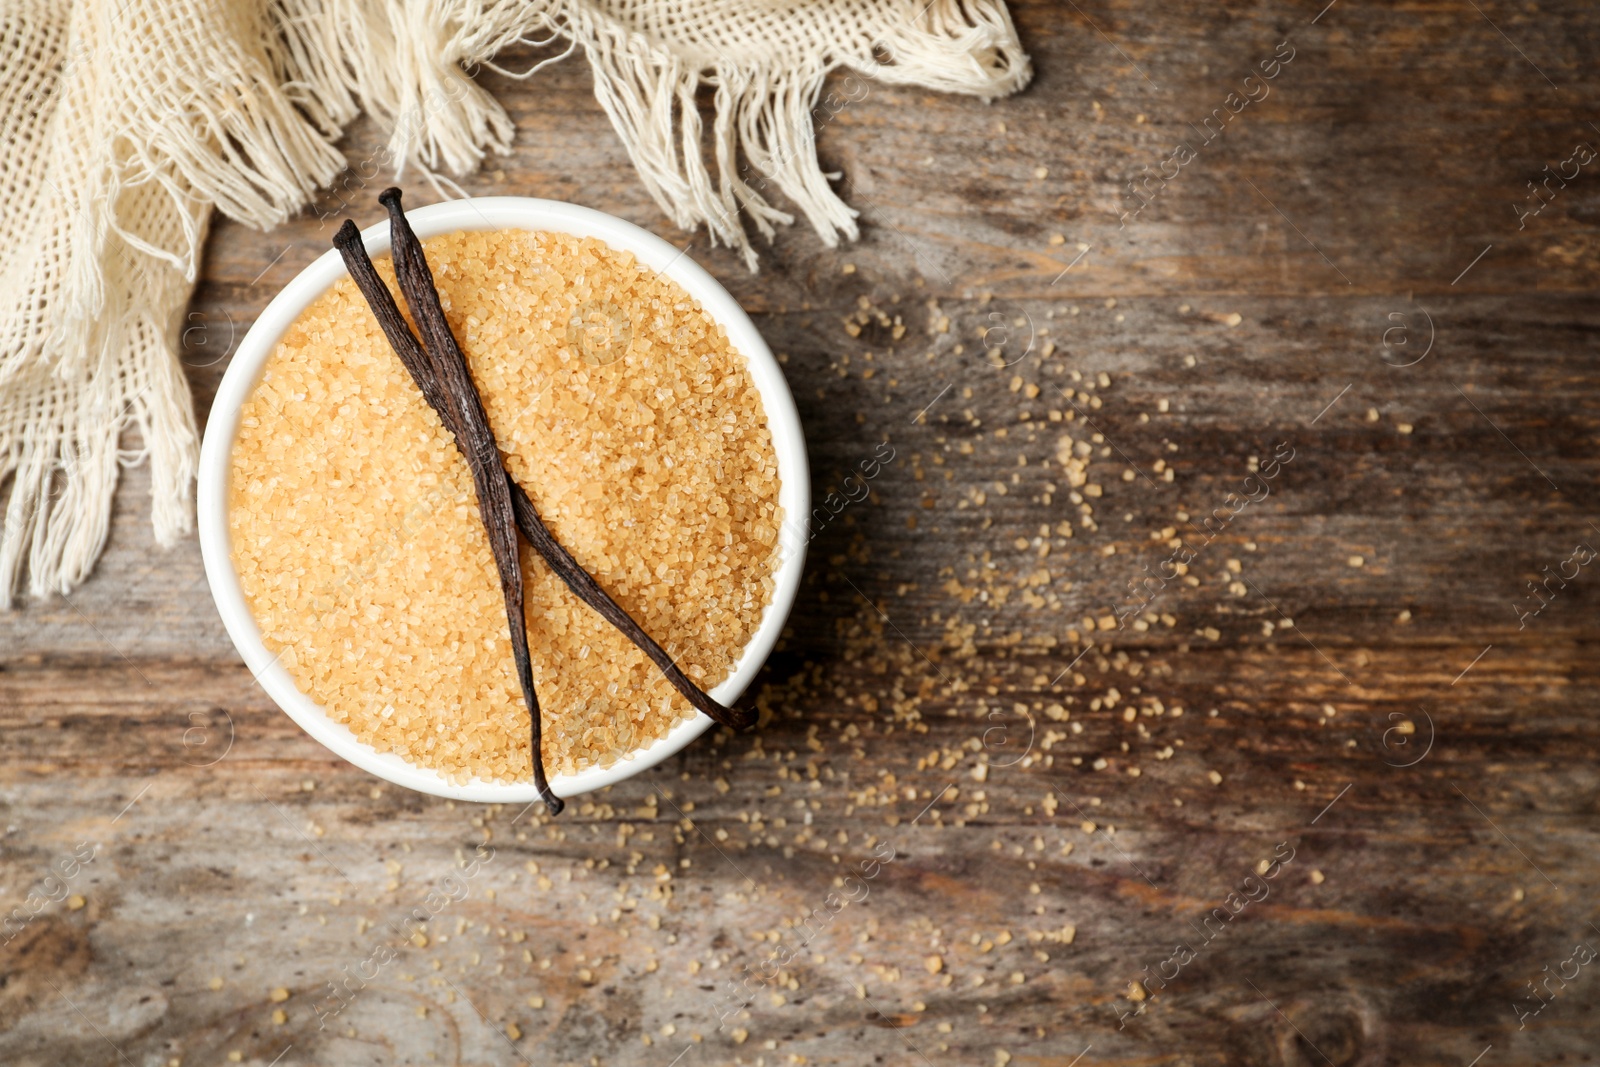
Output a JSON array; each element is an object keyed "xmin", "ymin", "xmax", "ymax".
[
  {"xmin": 333, "ymin": 218, "xmax": 563, "ymax": 816},
  {"xmin": 373, "ymin": 191, "xmax": 755, "ymax": 733},
  {"xmin": 338, "ymin": 190, "xmax": 757, "ymax": 772}
]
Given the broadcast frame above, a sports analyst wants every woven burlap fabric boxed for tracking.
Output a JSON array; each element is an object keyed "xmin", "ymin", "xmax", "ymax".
[{"xmin": 0, "ymin": 0, "xmax": 1029, "ymax": 607}]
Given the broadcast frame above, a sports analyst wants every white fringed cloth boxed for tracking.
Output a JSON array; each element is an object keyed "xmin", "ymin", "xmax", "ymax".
[{"xmin": 0, "ymin": 0, "xmax": 1029, "ymax": 607}]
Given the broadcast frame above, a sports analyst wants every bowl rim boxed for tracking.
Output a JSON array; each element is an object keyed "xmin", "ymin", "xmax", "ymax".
[{"xmin": 197, "ymin": 196, "xmax": 809, "ymax": 803}]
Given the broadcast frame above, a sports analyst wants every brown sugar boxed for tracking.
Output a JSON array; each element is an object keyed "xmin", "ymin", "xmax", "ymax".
[{"xmin": 229, "ymin": 229, "xmax": 782, "ymax": 783}]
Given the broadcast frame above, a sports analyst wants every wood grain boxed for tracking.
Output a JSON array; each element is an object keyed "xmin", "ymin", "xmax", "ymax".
[{"xmin": 4, "ymin": 2, "xmax": 1600, "ymax": 1064}]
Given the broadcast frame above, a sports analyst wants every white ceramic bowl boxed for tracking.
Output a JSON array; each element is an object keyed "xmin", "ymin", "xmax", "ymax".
[{"xmin": 198, "ymin": 197, "xmax": 809, "ymax": 803}]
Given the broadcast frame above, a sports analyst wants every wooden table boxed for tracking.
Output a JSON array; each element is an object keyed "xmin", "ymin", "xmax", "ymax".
[{"xmin": 4, "ymin": 2, "xmax": 1598, "ymax": 1063}]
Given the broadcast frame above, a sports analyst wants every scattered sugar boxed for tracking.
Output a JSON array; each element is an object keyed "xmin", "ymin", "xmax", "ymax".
[{"xmin": 230, "ymin": 229, "xmax": 782, "ymax": 783}]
